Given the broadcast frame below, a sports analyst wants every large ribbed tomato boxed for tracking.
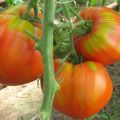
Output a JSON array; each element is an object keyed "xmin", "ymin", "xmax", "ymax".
[
  {"xmin": 74, "ymin": 7, "xmax": 120, "ymax": 65},
  {"xmin": 53, "ymin": 60, "xmax": 113, "ymax": 119},
  {"xmin": 0, "ymin": 12, "xmax": 43, "ymax": 85}
]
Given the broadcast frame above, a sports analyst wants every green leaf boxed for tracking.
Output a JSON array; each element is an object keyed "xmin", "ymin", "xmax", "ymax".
[
  {"xmin": 88, "ymin": 0, "xmax": 97, "ymax": 6},
  {"xmin": 117, "ymin": 0, "xmax": 120, "ymax": 4},
  {"xmin": 101, "ymin": 0, "xmax": 107, "ymax": 6},
  {"xmin": 99, "ymin": 113, "xmax": 109, "ymax": 120},
  {"xmin": 75, "ymin": 0, "xmax": 87, "ymax": 4},
  {"xmin": 6, "ymin": 0, "xmax": 23, "ymax": 6}
]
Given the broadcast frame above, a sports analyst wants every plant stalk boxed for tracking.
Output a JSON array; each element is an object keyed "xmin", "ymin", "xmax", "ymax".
[
  {"xmin": 25, "ymin": 0, "xmax": 59, "ymax": 119},
  {"xmin": 39, "ymin": 0, "xmax": 59, "ymax": 120}
]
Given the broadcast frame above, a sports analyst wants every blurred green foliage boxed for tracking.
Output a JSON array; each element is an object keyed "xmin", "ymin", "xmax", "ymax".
[{"xmin": 6, "ymin": 0, "xmax": 23, "ymax": 6}]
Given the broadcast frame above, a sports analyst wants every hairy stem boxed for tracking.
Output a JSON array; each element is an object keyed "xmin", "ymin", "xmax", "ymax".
[{"xmin": 39, "ymin": 0, "xmax": 59, "ymax": 120}]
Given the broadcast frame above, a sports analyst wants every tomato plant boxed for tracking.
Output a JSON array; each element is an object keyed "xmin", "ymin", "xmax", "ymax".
[
  {"xmin": 74, "ymin": 7, "xmax": 120, "ymax": 65},
  {"xmin": 53, "ymin": 60, "xmax": 113, "ymax": 119},
  {"xmin": 0, "ymin": 12, "xmax": 43, "ymax": 85},
  {"xmin": 0, "ymin": 0, "xmax": 118, "ymax": 120}
]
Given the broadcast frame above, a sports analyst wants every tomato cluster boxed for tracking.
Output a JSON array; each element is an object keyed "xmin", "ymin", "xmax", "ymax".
[
  {"xmin": 53, "ymin": 7, "xmax": 120, "ymax": 119},
  {"xmin": 0, "ymin": 5, "xmax": 120, "ymax": 120}
]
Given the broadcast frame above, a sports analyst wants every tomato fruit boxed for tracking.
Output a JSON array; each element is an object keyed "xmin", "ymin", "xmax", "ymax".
[
  {"xmin": 74, "ymin": 7, "xmax": 120, "ymax": 65},
  {"xmin": 0, "ymin": 13, "xmax": 43, "ymax": 85},
  {"xmin": 53, "ymin": 60, "xmax": 113, "ymax": 119}
]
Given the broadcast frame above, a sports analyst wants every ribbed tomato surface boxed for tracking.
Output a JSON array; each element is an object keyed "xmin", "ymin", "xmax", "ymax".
[
  {"xmin": 53, "ymin": 60, "xmax": 113, "ymax": 119},
  {"xmin": 74, "ymin": 7, "xmax": 120, "ymax": 65},
  {"xmin": 0, "ymin": 14, "xmax": 43, "ymax": 85}
]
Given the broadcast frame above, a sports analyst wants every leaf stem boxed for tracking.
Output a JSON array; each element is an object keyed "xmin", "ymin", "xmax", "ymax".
[{"xmin": 22, "ymin": 0, "xmax": 38, "ymax": 20}]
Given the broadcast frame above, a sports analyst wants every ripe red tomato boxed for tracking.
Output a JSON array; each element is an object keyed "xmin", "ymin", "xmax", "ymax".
[
  {"xmin": 74, "ymin": 7, "xmax": 120, "ymax": 65},
  {"xmin": 0, "ymin": 13, "xmax": 43, "ymax": 85},
  {"xmin": 53, "ymin": 60, "xmax": 113, "ymax": 119}
]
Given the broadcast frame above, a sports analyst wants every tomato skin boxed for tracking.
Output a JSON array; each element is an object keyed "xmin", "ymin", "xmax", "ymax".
[
  {"xmin": 74, "ymin": 7, "xmax": 120, "ymax": 65},
  {"xmin": 53, "ymin": 60, "xmax": 113, "ymax": 119},
  {"xmin": 0, "ymin": 14, "xmax": 43, "ymax": 85}
]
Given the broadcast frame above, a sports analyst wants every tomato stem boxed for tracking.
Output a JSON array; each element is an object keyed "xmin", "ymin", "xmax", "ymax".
[
  {"xmin": 22, "ymin": 0, "xmax": 38, "ymax": 20},
  {"xmin": 54, "ymin": 19, "xmax": 86, "ymax": 29},
  {"xmin": 39, "ymin": 0, "xmax": 59, "ymax": 120},
  {"xmin": 55, "ymin": 52, "xmax": 72, "ymax": 77}
]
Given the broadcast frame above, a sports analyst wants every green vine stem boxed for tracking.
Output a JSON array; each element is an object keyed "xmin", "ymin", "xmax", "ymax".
[{"xmin": 39, "ymin": 0, "xmax": 59, "ymax": 120}]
